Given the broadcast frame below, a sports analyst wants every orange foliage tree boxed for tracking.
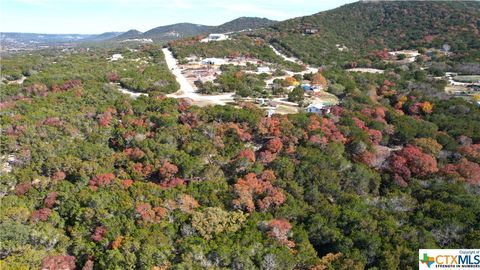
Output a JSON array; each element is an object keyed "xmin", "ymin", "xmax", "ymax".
[
  {"xmin": 311, "ymin": 72, "xmax": 327, "ymax": 88},
  {"xmin": 232, "ymin": 173, "xmax": 285, "ymax": 212}
]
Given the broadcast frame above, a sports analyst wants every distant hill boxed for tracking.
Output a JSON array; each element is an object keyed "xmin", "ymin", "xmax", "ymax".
[
  {"xmin": 267, "ymin": 1, "xmax": 480, "ymax": 65},
  {"xmin": 1, "ymin": 32, "xmax": 96, "ymax": 51},
  {"xmin": 1, "ymin": 16, "xmax": 278, "ymax": 51},
  {"xmin": 1, "ymin": 32, "xmax": 95, "ymax": 43},
  {"xmin": 211, "ymin": 17, "xmax": 277, "ymax": 33},
  {"xmin": 91, "ymin": 32, "xmax": 124, "ymax": 41},
  {"xmin": 111, "ymin": 17, "xmax": 276, "ymax": 42},
  {"xmin": 142, "ymin": 23, "xmax": 213, "ymax": 41},
  {"xmin": 113, "ymin": 29, "xmax": 143, "ymax": 40}
]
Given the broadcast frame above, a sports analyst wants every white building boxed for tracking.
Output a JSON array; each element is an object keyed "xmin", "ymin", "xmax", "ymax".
[
  {"xmin": 306, "ymin": 103, "xmax": 325, "ymax": 113},
  {"xmin": 109, "ymin": 54, "xmax": 123, "ymax": 61},
  {"xmin": 200, "ymin": 34, "xmax": 229, "ymax": 43},
  {"xmin": 257, "ymin": 66, "xmax": 271, "ymax": 73},
  {"xmin": 200, "ymin": 58, "xmax": 227, "ymax": 66}
]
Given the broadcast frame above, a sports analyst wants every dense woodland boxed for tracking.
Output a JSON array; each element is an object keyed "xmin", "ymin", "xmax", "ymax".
[
  {"xmin": 266, "ymin": 1, "xmax": 480, "ymax": 66},
  {"xmin": 1, "ymin": 1, "xmax": 480, "ymax": 270}
]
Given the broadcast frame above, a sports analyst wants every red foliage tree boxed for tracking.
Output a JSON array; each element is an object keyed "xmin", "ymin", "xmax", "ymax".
[
  {"xmin": 258, "ymin": 116, "xmax": 282, "ymax": 137},
  {"xmin": 92, "ymin": 226, "xmax": 107, "ymax": 242},
  {"xmin": 43, "ymin": 117, "xmax": 63, "ymax": 127},
  {"xmin": 44, "ymin": 191, "xmax": 58, "ymax": 208},
  {"xmin": 124, "ymin": 147, "xmax": 145, "ymax": 160},
  {"xmin": 378, "ymin": 79, "xmax": 396, "ymax": 96},
  {"xmin": 159, "ymin": 177, "xmax": 185, "ymax": 189},
  {"xmin": 97, "ymin": 111, "xmax": 113, "ymax": 127},
  {"xmin": 257, "ymin": 137, "xmax": 284, "ymax": 165},
  {"xmin": 52, "ymin": 171, "xmax": 66, "ymax": 181},
  {"xmin": 31, "ymin": 208, "xmax": 52, "ymax": 222},
  {"xmin": 233, "ymin": 173, "xmax": 285, "ymax": 212},
  {"xmin": 156, "ymin": 160, "xmax": 185, "ymax": 188},
  {"xmin": 458, "ymin": 144, "xmax": 480, "ymax": 162},
  {"xmin": 388, "ymin": 145, "xmax": 438, "ymax": 186},
  {"xmin": 126, "ymin": 117, "xmax": 146, "ymax": 128},
  {"xmin": 265, "ymin": 219, "xmax": 295, "ymax": 248},
  {"xmin": 443, "ymin": 159, "xmax": 480, "ymax": 185},
  {"xmin": 260, "ymin": 170, "xmax": 276, "ymax": 182},
  {"xmin": 329, "ymin": 106, "xmax": 344, "ymax": 117},
  {"xmin": 354, "ymin": 145, "xmax": 391, "ymax": 169},
  {"xmin": 15, "ymin": 182, "xmax": 32, "ymax": 196},
  {"xmin": 89, "ymin": 173, "xmax": 115, "ymax": 190},
  {"xmin": 308, "ymin": 116, "xmax": 347, "ymax": 146},
  {"xmin": 258, "ymin": 150, "xmax": 277, "ymax": 165},
  {"xmin": 132, "ymin": 163, "xmax": 153, "ymax": 178},
  {"xmin": 237, "ymin": 149, "xmax": 256, "ymax": 163},
  {"xmin": 360, "ymin": 107, "xmax": 387, "ymax": 124},
  {"xmin": 41, "ymin": 255, "xmax": 76, "ymax": 270},
  {"xmin": 266, "ymin": 137, "xmax": 283, "ymax": 153},
  {"xmin": 352, "ymin": 117, "xmax": 382, "ymax": 145},
  {"xmin": 121, "ymin": 179, "xmax": 134, "ymax": 189},
  {"xmin": 5, "ymin": 124, "xmax": 27, "ymax": 137},
  {"xmin": 158, "ymin": 160, "xmax": 178, "ymax": 179},
  {"xmin": 135, "ymin": 202, "xmax": 167, "ymax": 224},
  {"xmin": 227, "ymin": 123, "xmax": 252, "ymax": 142},
  {"xmin": 61, "ymin": 80, "xmax": 82, "ymax": 91}
]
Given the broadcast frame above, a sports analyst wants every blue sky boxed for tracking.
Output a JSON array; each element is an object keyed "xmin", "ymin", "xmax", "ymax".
[{"xmin": 1, "ymin": 0, "xmax": 356, "ymax": 34}]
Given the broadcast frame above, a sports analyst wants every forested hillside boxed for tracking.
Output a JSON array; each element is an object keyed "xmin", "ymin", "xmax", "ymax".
[
  {"xmin": 265, "ymin": 1, "xmax": 480, "ymax": 65},
  {"xmin": 212, "ymin": 17, "xmax": 277, "ymax": 33}
]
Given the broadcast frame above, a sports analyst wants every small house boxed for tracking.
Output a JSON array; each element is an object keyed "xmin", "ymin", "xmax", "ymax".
[
  {"xmin": 201, "ymin": 58, "xmax": 226, "ymax": 66},
  {"xmin": 201, "ymin": 34, "xmax": 229, "ymax": 42},
  {"xmin": 306, "ymin": 103, "xmax": 324, "ymax": 113},
  {"xmin": 306, "ymin": 103, "xmax": 331, "ymax": 114},
  {"xmin": 109, "ymin": 54, "xmax": 123, "ymax": 61},
  {"xmin": 304, "ymin": 28, "xmax": 318, "ymax": 35},
  {"xmin": 257, "ymin": 66, "xmax": 271, "ymax": 73},
  {"xmin": 209, "ymin": 34, "xmax": 228, "ymax": 40},
  {"xmin": 302, "ymin": 84, "xmax": 312, "ymax": 91}
]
